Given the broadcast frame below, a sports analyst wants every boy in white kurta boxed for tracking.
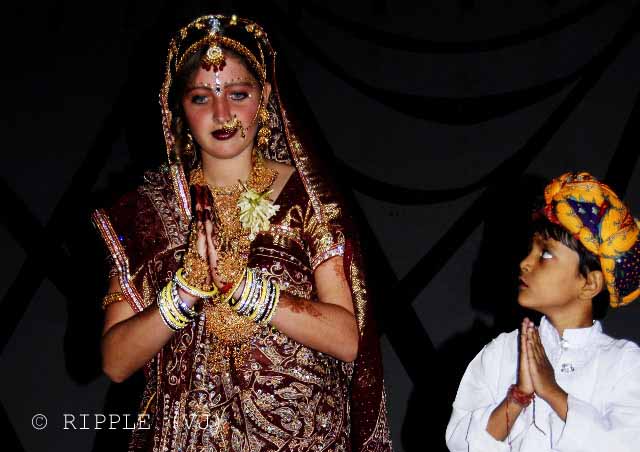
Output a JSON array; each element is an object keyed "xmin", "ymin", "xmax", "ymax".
[{"xmin": 446, "ymin": 172, "xmax": 640, "ymax": 452}]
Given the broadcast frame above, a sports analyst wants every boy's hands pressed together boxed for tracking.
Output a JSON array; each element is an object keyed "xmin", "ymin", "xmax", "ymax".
[
  {"xmin": 518, "ymin": 319, "xmax": 534, "ymax": 394},
  {"xmin": 525, "ymin": 321, "xmax": 557, "ymax": 397},
  {"xmin": 525, "ymin": 319, "xmax": 568, "ymax": 420}
]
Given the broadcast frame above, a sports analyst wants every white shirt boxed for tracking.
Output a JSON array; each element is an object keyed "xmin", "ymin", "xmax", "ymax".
[{"xmin": 445, "ymin": 317, "xmax": 640, "ymax": 452}]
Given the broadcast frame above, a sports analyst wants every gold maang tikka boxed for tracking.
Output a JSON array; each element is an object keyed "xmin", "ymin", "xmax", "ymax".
[{"xmin": 200, "ymin": 17, "xmax": 225, "ymax": 96}]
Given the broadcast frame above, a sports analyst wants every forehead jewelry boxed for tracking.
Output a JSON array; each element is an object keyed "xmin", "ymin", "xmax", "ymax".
[
  {"xmin": 201, "ymin": 17, "xmax": 226, "ymax": 91},
  {"xmin": 208, "ymin": 18, "xmax": 224, "ymax": 96}
]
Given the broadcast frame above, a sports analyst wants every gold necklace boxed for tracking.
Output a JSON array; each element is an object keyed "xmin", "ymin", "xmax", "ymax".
[
  {"xmin": 190, "ymin": 155, "xmax": 277, "ymax": 283},
  {"xmin": 189, "ymin": 154, "xmax": 277, "ymax": 371}
]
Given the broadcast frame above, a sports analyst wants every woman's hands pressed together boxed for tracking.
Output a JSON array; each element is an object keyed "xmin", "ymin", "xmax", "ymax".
[
  {"xmin": 192, "ymin": 182, "xmax": 359, "ymax": 362},
  {"xmin": 191, "ymin": 185, "xmax": 224, "ymax": 289}
]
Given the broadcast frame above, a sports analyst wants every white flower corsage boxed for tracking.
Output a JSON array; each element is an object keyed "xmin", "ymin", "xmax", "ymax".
[{"xmin": 238, "ymin": 187, "xmax": 280, "ymax": 240}]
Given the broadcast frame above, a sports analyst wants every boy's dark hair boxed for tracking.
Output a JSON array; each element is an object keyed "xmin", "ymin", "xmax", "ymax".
[{"xmin": 531, "ymin": 217, "xmax": 609, "ymax": 319}]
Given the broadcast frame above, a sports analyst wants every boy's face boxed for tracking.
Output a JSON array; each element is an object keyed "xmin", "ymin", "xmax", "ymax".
[{"xmin": 518, "ymin": 233, "xmax": 585, "ymax": 314}]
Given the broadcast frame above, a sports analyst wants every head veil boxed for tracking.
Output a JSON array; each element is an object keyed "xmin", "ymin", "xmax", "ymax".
[{"xmin": 160, "ymin": 14, "xmax": 391, "ymax": 451}]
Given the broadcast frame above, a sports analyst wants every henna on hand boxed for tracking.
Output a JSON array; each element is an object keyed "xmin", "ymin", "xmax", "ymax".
[{"xmin": 204, "ymin": 216, "xmax": 223, "ymax": 288}]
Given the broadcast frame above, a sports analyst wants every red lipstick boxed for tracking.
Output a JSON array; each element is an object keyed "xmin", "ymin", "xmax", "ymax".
[{"xmin": 211, "ymin": 128, "xmax": 238, "ymax": 140}]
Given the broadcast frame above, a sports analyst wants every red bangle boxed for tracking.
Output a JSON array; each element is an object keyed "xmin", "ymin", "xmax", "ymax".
[{"xmin": 508, "ymin": 384, "xmax": 534, "ymax": 407}]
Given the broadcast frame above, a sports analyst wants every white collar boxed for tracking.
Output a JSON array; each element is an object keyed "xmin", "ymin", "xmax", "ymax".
[{"xmin": 538, "ymin": 316, "xmax": 602, "ymax": 351}]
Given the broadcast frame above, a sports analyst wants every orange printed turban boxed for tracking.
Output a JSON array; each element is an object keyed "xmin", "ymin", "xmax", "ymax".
[{"xmin": 542, "ymin": 172, "xmax": 640, "ymax": 307}]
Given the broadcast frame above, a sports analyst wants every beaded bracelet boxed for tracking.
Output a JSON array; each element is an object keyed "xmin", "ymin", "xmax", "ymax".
[
  {"xmin": 508, "ymin": 384, "xmax": 534, "ymax": 407},
  {"xmin": 102, "ymin": 292, "xmax": 125, "ymax": 310}
]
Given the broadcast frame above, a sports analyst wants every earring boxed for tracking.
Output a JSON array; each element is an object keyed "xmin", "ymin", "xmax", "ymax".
[
  {"xmin": 184, "ymin": 131, "xmax": 195, "ymax": 160},
  {"xmin": 257, "ymin": 107, "xmax": 271, "ymax": 151}
]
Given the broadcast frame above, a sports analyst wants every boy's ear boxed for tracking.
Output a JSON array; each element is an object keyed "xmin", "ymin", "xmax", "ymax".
[{"xmin": 580, "ymin": 270, "xmax": 604, "ymax": 300}]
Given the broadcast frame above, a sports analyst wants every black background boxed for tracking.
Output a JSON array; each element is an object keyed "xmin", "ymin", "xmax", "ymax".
[{"xmin": 1, "ymin": 1, "xmax": 639, "ymax": 451}]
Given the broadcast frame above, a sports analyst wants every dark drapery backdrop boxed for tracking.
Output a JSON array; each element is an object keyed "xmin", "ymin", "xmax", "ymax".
[{"xmin": 1, "ymin": 1, "xmax": 639, "ymax": 451}]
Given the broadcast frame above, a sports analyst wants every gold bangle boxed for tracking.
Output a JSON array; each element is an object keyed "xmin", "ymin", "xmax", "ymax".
[
  {"xmin": 160, "ymin": 284, "xmax": 189, "ymax": 328},
  {"xmin": 175, "ymin": 268, "xmax": 218, "ymax": 298},
  {"xmin": 102, "ymin": 292, "xmax": 125, "ymax": 310},
  {"xmin": 158, "ymin": 292, "xmax": 183, "ymax": 331},
  {"xmin": 157, "ymin": 288, "xmax": 181, "ymax": 331},
  {"xmin": 230, "ymin": 268, "xmax": 253, "ymax": 309},
  {"xmin": 221, "ymin": 272, "xmax": 247, "ymax": 304}
]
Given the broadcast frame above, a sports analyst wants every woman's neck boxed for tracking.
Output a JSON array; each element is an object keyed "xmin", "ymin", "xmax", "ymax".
[{"xmin": 200, "ymin": 149, "xmax": 253, "ymax": 188}]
